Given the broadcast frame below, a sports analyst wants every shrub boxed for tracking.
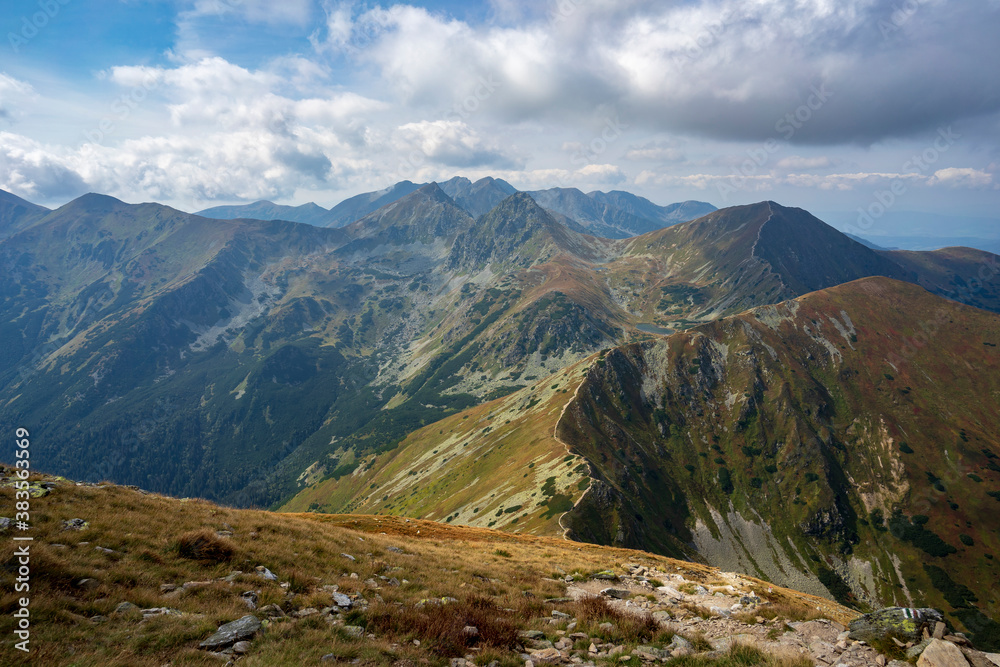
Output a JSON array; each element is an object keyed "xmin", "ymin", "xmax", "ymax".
[
  {"xmin": 899, "ymin": 442, "xmax": 914, "ymax": 454},
  {"xmin": 960, "ymin": 534, "xmax": 975, "ymax": 547},
  {"xmin": 176, "ymin": 530, "xmax": 234, "ymax": 563},
  {"xmin": 718, "ymin": 468, "xmax": 733, "ymax": 494}
]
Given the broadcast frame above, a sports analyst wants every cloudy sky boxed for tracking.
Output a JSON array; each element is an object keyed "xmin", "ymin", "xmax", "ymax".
[{"xmin": 1, "ymin": 0, "xmax": 999, "ymax": 229}]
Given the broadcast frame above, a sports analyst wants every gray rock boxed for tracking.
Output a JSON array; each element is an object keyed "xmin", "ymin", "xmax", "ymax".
[
  {"xmin": 849, "ymin": 607, "xmax": 947, "ymax": 644},
  {"xmin": 199, "ymin": 615, "xmax": 262, "ymax": 651},
  {"xmin": 232, "ymin": 641, "xmax": 252, "ymax": 654},
  {"xmin": 519, "ymin": 630, "xmax": 546, "ymax": 640},
  {"xmin": 342, "ymin": 625, "xmax": 364, "ymax": 638},
  {"xmin": 462, "ymin": 626, "xmax": 479, "ymax": 638},
  {"xmin": 332, "ymin": 592, "xmax": 352, "ymax": 608},
  {"xmin": 90, "ymin": 615, "xmax": 108, "ymax": 624},
  {"xmin": 551, "ymin": 609, "xmax": 570, "ymax": 619},
  {"xmin": 599, "ymin": 588, "xmax": 630, "ymax": 600},
  {"xmin": 241, "ymin": 591, "xmax": 259, "ymax": 610},
  {"xmin": 113, "ymin": 601, "xmax": 138, "ymax": 615},
  {"xmin": 256, "ymin": 566, "xmax": 278, "ymax": 581},
  {"xmin": 62, "ymin": 518, "xmax": 88, "ymax": 531},
  {"xmin": 0, "ymin": 517, "xmax": 11, "ymax": 530},
  {"xmin": 386, "ymin": 546, "xmax": 403, "ymax": 553},
  {"xmin": 341, "ymin": 553, "xmax": 356, "ymax": 562}
]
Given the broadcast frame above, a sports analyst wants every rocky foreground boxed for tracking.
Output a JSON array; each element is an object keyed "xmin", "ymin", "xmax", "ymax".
[{"xmin": 2, "ymin": 469, "xmax": 1000, "ymax": 666}]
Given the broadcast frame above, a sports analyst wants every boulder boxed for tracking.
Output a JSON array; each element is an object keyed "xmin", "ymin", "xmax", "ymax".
[
  {"xmin": 199, "ymin": 615, "xmax": 262, "ymax": 651},
  {"xmin": 599, "ymin": 588, "xmax": 630, "ymax": 600},
  {"xmin": 529, "ymin": 648, "xmax": 562, "ymax": 663},
  {"xmin": 113, "ymin": 601, "xmax": 139, "ymax": 615},
  {"xmin": 917, "ymin": 639, "xmax": 972, "ymax": 667},
  {"xmin": 849, "ymin": 607, "xmax": 947, "ymax": 644}
]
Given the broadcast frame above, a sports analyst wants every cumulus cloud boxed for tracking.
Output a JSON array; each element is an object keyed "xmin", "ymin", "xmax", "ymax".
[
  {"xmin": 0, "ymin": 132, "xmax": 88, "ymax": 200},
  {"xmin": 316, "ymin": 0, "xmax": 1000, "ymax": 145},
  {"xmin": 928, "ymin": 167, "xmax": 994, "ymax": 189},
  {"xmin": 392, "ymin": 120, "xmax": 517, "ymax": 169}
]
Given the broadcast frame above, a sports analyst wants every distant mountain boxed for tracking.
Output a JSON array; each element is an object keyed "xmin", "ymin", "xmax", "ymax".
[
  {"xmin": 0, "ymin": 188, "xmax": 49, "ymax": 239},
  {"xmin": 821, "ymin": 209, "xmax": 1000, "ymax": 255},
  {"xmin": 438, "ymin": 176, "xmax": 517, "ymax": 217},
  {"xmin": 588, "ymin": 190, "xmax": 716, "ymax": 227},
  {"xmin": 525, "ymin": 187, "xmax": 664, "ymax": 238},
  {"xmin": 324, "ymin": 180, "xmax": 424, "ymax": 228},
  {"xmin": 336, "ymin": 183, "xmax": 474, "ymax": 259},
  {"xmin": 321, "ymin": 177, "xmax": 715, "ymax": 237},
  {"xmin": 526, "ymin": 188, "xmax": 716, "ymax": 238},
  {"xmin": 197, "ymin": 200, "xmax": 331, "ymax": 226}
]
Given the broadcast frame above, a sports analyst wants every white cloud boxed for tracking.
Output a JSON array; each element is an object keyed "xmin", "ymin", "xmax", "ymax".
[
  {"xmin": 0, "ymin": 73, "xmax": 36, "ymax": 124},
  {"xmin": 928, "ymin": 167, "xmax": 994, "ymax": 189},
  {"xmin": 313, "ymin": 0, "xmax": 1000, "ymax": 145},
  {"xmin": 391, "ymin": 119, "xmax": 516, "ymax": 168}
]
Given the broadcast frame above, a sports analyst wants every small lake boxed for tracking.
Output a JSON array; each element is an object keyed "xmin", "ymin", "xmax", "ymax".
[{"xmin": 636, "ymin": 323, "xmax": 674, "ymax": 335}]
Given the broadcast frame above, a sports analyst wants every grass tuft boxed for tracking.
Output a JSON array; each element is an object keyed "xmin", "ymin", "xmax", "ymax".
[{"xmin": 176, "ymin": 529, "xmax": 235, "ymax": 563}]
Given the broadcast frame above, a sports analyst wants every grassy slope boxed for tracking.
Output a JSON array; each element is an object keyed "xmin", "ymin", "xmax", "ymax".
[
  {"xmin": 0, "ymin": 469, "xmax": 850, "ymax": 666},
  {"xmin": 282, "ymin": 359, "xmax": 594, "ymax": 537}
]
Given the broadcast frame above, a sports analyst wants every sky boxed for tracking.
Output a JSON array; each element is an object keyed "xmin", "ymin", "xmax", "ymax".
[{"xmin": 1, "ymin": 0, "xmax": 999, "ymax": 234}]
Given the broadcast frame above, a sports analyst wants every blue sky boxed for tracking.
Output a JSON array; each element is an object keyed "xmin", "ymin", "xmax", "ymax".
[{"xmin": 1, "ymin": 0, "xmax": 999, "ymax": 235}]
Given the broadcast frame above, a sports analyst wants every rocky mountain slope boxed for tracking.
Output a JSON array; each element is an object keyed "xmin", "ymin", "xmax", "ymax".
[
  {"xmin": 2, "ymin": 188, "xmax": 998, "ymax": 516},
  {"xmin": 292, "ymin": 277, "xmax": 1000, "ymax": 648},
  {"xmin": 13, "ymin": 467, "xmax": 1000, "ymax": 667}
]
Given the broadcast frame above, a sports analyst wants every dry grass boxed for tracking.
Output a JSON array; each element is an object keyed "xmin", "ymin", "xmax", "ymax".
[
  {"xmin": 177, "ymin": 529, "xmax": 235, "ymax": 563},
  {"xmin": 665, "ymin": 642, "xmax": 813, "ymax": 666},
  {"xmin": 0, "ymin": 468, "xmax": 856, "ymax": 666}
]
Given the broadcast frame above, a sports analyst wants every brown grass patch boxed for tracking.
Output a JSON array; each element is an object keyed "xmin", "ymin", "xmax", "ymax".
[
  {"xmin": 177, "ymin": 529, "xmax": 235, "ymax": 563},
  {"xmin": 361, "ymin": 594, "xmax": 520, "ymax": 657}
]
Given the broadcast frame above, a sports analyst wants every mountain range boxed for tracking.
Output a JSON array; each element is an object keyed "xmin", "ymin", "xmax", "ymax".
[
  {"xmin": 2, "ymin": 180, "xmax": 999, "ymax": 646},
  {"xmin": 195, "ymin": 176, "xmax": 717, "ymax": 239}
]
